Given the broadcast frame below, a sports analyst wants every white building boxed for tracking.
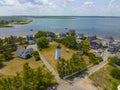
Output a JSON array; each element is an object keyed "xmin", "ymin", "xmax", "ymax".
[{"xmin": 55, "ymin": 44, "xmax": 61, "ymax": 60}]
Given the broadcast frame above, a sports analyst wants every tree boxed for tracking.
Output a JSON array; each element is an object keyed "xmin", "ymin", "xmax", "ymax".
[
  {"xmin": 81, "ymin": 40, "xmax": 90, "ymax": 54},
  {"xmin": 108, "ymin": 56, "xmax": 120, "ymax": 66},
  {"xmin": 88, "ymin": 53, "xmax": 103, "ymax": 65},
  {"xmin": 0, "ymin": 63, "xmax": 56, "ymax": 90},
  {"xmin": 35, "ymin": 31, "xmax": 56, "ymax": 39},
  {"xmin": 111, "ymin": 68, "xmax": 120, "ymax": 80},
  {"xmin": 33, "ymin": 51, "xmax": 41, "ymax": 61},
  {"xmin": 62, "ymin": 36, "xmax": 77, "ymax": 49},
  {"xmin": 37, "ymin": 37, "xmax": 49, "ymax": 49},
  {"xmin": 57, "ymin": 54, "xmax": 87, "ymax": 78},
  {"xmin": 35, "ymin": 31, "xmax": 47, "ymax": 38}
]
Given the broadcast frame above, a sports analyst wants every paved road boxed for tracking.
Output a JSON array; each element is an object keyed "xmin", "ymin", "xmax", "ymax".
[
  {"xmin": 27, "ymin": 45, "xmax": 62, "ymax": 84},
  {"xmin": 87, "ymin": 49, "xmax": 112, "ymax": 75}
]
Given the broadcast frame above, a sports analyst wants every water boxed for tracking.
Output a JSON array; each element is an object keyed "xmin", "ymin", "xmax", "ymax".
[{"xmin": 0, "ymin": 16, "xmax": 120, "ymax": 39}]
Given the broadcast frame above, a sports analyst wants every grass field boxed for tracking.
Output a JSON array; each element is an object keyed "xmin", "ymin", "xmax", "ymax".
[
  {"xmin": 0, "ymin": 54, "xmax": 45, "ymax": 77},
  {"xmin": 41, "ymin": 41, "xmax": 91, "ymax": 71},
  {"xmin": 41, "ymin": 42, "xmax": 77, "ymax": 70},
  {"xmin": 89, "ymin": 64, "xmax": 120, "ymax": 90}
]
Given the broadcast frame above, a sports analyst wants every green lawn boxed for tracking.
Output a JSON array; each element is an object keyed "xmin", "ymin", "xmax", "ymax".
[{"xmin": 89, "ymin": 64, "xmax": 120, "ymax": 90}]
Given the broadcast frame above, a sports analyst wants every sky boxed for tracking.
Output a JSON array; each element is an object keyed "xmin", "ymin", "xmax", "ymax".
[{"xmin": 0, "ymin": 0, "xmax": 120, "ymax": 16}]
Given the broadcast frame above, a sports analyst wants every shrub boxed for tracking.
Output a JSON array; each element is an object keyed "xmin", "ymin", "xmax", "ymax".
[
  {"xmin": 111, "ymin": 68, "xmax": 120, "ymax": 80},
  {"xmin": 33, "ymin": 51, "xmax": 40, "ymax": 61},
  {"xmin": 88, "ymin": 53, "xmax": 103, "ymax": 65}
]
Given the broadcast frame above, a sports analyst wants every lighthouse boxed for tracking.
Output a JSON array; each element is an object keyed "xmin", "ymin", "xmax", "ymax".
[{"xmin": 55, "ymin": 44, "xmax": 61, "ymax": 60}]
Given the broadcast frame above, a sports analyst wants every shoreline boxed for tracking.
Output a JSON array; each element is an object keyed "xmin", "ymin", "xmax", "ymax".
[{"xmin": 0, "ymin": 33, "xmax": 120, "ymax": 42}]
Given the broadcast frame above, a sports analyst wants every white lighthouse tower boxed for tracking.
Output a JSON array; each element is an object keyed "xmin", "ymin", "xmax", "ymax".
[{"xmin": 55, "ymin": 44, "xmax": 61, "ymax": 60}]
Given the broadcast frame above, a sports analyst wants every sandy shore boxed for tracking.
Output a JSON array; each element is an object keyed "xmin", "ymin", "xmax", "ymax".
[
  {"xmin": 0, "ymin": 33, "xmax": 120, "ymax": 42},
  {"xmin": 0, "ymin": 34, "xmax": 36, "ymax": 39}
]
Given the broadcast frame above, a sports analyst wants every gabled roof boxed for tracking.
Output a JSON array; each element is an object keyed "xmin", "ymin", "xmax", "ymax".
[
  {"xmin": 91, "ymin": 40, "xmax": 102, "ymax": 45},
  {"xmin": 88, "ymin": 35, "xmax": 97, "ymax": 41},
  {"xmin": 16, "ymin": 47, "xmax": 25, "ymax": 56}
]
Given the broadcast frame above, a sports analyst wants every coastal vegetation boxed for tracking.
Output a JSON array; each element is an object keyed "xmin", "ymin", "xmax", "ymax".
[
  {"xmin": 90, "ymin": 64, "xmax": 120, "ymax": 90},
  {"xmin": 57, "ymin": 53, "xmax": 87, "ymax": 78},
  {"xmin": 33, "ymin": 51, "xmax": 41, "ymax": 61},
  {"xmin": 0, "ymin": 19, "xmax": 32, "ymax": 28},
  {"xmin": 54, "ymin": 36, "xmax": 90, "ymax": 53},
  {"xmin": 0, "ymin": 63, "xmax": 56, "ymax": 90},
  {"xmin": 37, "ymin": 37, "xmax": 49, "ymax": 50},
  {"xmin": 13, "ymin": 20, "xmax": 32, "ymax": 25},
  {"xmin": 108, "ymin": 56, "xmax": 120, "ymax": 66},
  {"xmin": 88, "ymin": 53, "xmax": 103, "ymax": 65},
  {"xmin": 0, "ymin": 36, "xmax": 28, "ymax": 68},
  {"xmin": 111, "ymin": 68, "xmax": 120, "ymax": 80},
  {"xmin": 35, "ymin": 30, "xmax": 56, "ymax": 38},
  {"xmin": 41, "ymin": 41, "xmax": 77, "ymax": 70}
]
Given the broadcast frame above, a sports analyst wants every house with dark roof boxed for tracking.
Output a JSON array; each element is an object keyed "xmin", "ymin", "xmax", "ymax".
[
  {"xmin": 57, "ymin": 32, "xmax": 66, "ymax": 39},
  {"xmin": 16, "ymin": 47, "xmax": 33, "ymax": 59},
  {"xmin": 88, "ymin": 35, "xmax": 97, "ymax": 41},
  {"xmin": 108, "ymin": 43, "xmax": 120, "ymax": 53},
  {"xmin": 76, "ymin": 33, "xmax": 84, "ymax": 39},
  {"xmin": 90, "ymin": 40, "xmax": 102, "ymax": 49},
  {"xmin": 102, "ymin": 36, "xmax": 114, "ymax": 46}
]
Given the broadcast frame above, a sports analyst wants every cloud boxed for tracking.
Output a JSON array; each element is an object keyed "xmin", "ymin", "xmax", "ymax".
[
  {"xmin": 83, "ymin": 1, "xmax": 95, "ymax": 7},
  {"xmin": 108, "ymin": 0, "xmax": 120, "ymax": 12},
  {"xmin": 108, "ymin": 0, "xmax": 116, "ymax": 9}
]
